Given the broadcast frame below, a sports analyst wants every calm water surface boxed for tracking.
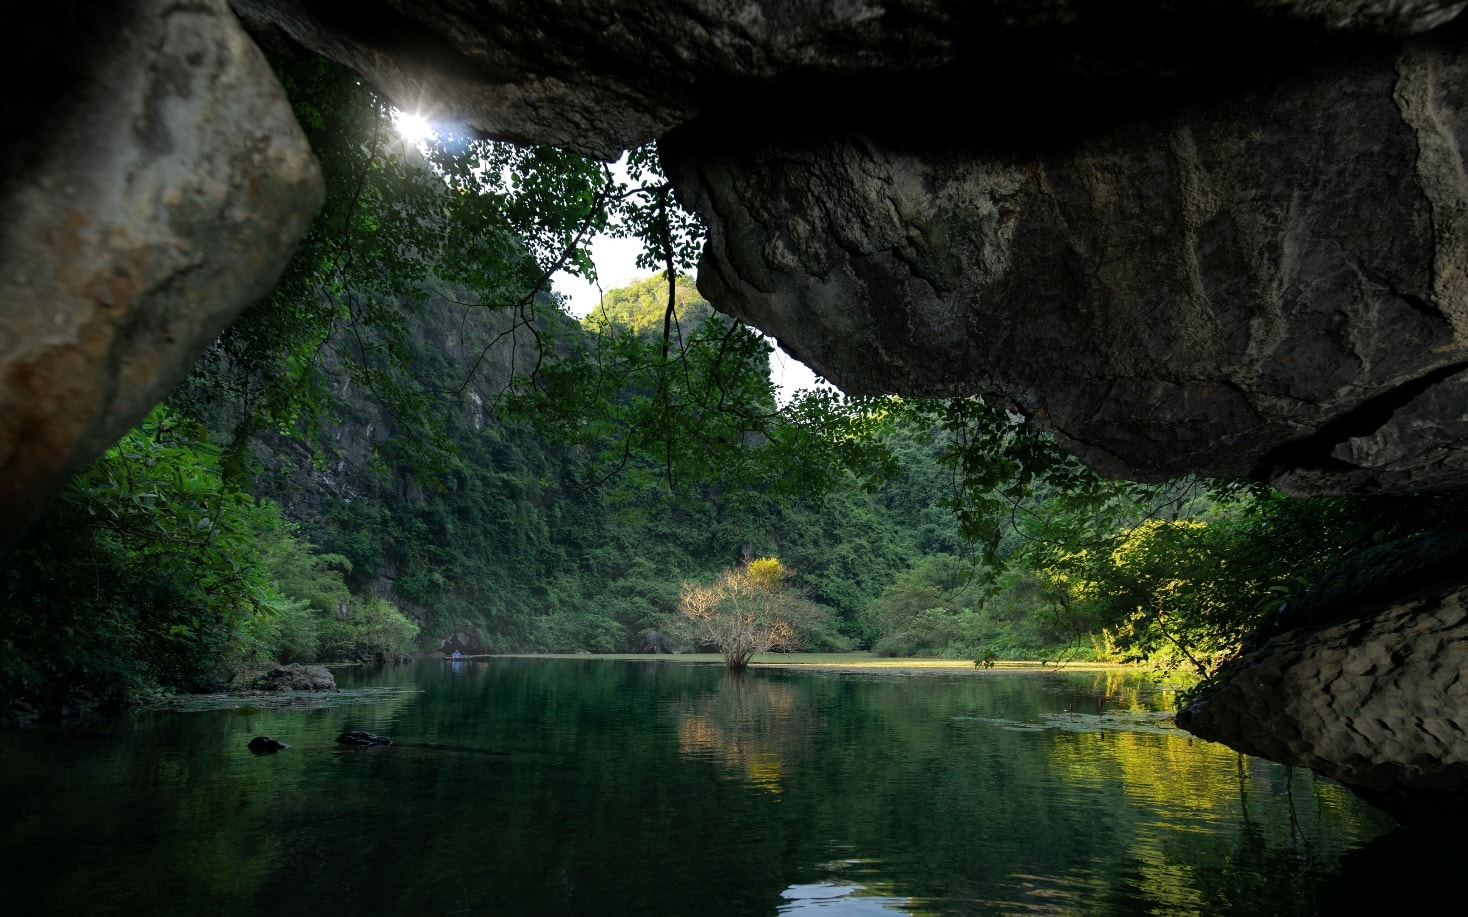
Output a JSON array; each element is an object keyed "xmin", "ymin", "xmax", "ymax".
[{"xmin": 0, "ymin": 658, "xmax": 1453, "ymax": 914}]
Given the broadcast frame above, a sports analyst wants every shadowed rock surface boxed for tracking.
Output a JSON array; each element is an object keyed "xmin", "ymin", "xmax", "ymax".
[
  {"xmin": 0, "ymin": 0, "xmax": 322, "ymax": 549},
  {"xmin": 661, "ymin": 26, "xmax": 1468, "ymax": 493},
  {"xmin": 1177, "ymin": 531, "xmax": 1468, "ymax": 822},
  {"xmin": 231, "ymin": 1, "xmax": 1468, "ymax": 159}
]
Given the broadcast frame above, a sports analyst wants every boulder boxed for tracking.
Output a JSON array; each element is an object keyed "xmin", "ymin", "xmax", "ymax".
[
  {"xmin": 252, "ymin": 663, "xmax": 337, "ymax": 692},
  {"xmin": 0, "ymin": 0, "xmax": 322, "ymax": 550},
  {"xmin": 247, "ymin": 735, "xmax": 290, "ymax": 754},
  {"xmin": 1177, "ymin": 531, "xmax": 1468, "ymax": 823}
]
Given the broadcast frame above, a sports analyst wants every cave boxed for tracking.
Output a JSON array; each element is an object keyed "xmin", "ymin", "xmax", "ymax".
[{"xmin": 5, "ymin": 0, "xmax": 1468, "ymax": 819}]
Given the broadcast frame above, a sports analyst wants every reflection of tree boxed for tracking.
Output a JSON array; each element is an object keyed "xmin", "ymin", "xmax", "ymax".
[
  {"xmin": 1047, "ymin": 729, "xmax": 1378, "ymax": 913},
  {"xmin": 673, "ymin": 673, "xmax": 820, "ymax": 794},
  {"xmin": 1048, "ymin": 671, "xmax": 1175, "ymax": 718}
]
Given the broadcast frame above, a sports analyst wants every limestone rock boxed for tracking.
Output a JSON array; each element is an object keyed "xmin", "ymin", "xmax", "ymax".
[
  {"xmin": 663, "ymin": 25, "xmax": 1468, "ymax": 493},
  {"xmin": 1177, "ymin": 539, "xmax": 1468, "ymax": 822},
  {"xmin": 440, "ymin": 628, "xmax": 488, "ymax": 656},
  {"xmin": 0, "ymin": 0, "xmax": 322, "ymax": 550},
  {"xmin": 253, "ymin": 663, "xmax": 337, "ymax": 692},
  {"xmin": 232, "ymin": 2, "xmax": 1465, "ymax": 161}
]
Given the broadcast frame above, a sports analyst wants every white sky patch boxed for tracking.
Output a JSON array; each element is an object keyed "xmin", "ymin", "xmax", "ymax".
[
  {"xmin": 555, "ymin": 232, "xmax": 649, "ymax": 320},
  {"xmin": 769, "ymin": 343, "xmax": 826, "ymax": 406}
]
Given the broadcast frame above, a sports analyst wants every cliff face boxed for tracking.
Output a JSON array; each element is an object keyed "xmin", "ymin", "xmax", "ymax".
[{"xmin": 7, "ymin": 0, "xmax": 1468, "ymax": 815}]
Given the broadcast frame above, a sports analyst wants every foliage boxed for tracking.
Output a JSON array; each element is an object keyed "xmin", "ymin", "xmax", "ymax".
[
  {"xmin": 174, "ymin": 53, "xmax": 611, "ymax": 481},
  {"xmin": 895, "ymin": 398, "xmax": 1228, "ymax": 565},
  {"xmin": 863, "ymin": 555, "xmax": 1087, "ymax": 660},
  {"xmin": 24, "ymin": 44, "xmax": 1453, "ymax": 712},
  {"xmin": 316, "ymin": 597, "xmax": 421, "ymax": 663},
  {"xmin": 665, "ymin": 558, "xmax": 830, "ymax": 670},
  {"xmin": 1032, "ymin": 487, "xmax": 1468, "ymax": 676},
  {"xmin": 583, "ymin": 273, "xmax": 712, "ymax": 334},
  {"xmin": 0, "ymin": 403, "xmax": 434, "ymax": 717},
  {"xmin": 0, "ymin": 407, "xmax": 287, "ymax": 711}
]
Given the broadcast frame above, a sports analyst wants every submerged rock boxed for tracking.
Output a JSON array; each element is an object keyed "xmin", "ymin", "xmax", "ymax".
[
  {"xmin": 336, "ymin": 730, "xmax": 392, "ymax": 747},
  {"xmin": 247, "ymin": 735, "xmax": 290, "ymax": 755}
]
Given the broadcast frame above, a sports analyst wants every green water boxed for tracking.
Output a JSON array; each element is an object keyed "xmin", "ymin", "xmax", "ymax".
[{"xmin": 0, "ymin": 658, "xmax": 1450, "ymax": 914}]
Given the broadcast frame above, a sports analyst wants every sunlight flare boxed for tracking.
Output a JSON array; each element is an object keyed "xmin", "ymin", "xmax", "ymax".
[{"xmin": 391, "ymin": 109, "xmax": 436, "ymax": 144}]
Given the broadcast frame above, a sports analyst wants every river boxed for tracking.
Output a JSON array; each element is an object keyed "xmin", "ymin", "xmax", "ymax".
[{"xmin": 0, "ymin": 657, "xmax": 1454, "ymax": 914}]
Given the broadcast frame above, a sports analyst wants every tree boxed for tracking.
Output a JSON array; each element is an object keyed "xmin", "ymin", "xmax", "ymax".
[{"xmin": 667, "ymin": 558, "xmax": 826, "ymax": 671}]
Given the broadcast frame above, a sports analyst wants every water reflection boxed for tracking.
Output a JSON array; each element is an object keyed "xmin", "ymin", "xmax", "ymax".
[
  {"xmin": 673, "ymin": 672, "xmax": 821, "ymax": 794},
  {"xmin": 0, "ymin": 659, "xmax": 1401, "ymax": 915},
  {"xmin": 778, "ymin": 882, "xmax": 912, "ymax": 914}
]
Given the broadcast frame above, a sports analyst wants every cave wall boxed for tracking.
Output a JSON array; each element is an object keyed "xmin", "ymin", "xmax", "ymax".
[
  {"xmin": 661, "ymin": 27, "xmax": 1468, "ymax": 493},
  {"xmin": 0, "ymin": 0, "xmax": 321, "ymax": 548}
]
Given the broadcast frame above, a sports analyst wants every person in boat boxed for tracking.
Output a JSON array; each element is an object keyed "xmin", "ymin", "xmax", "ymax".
[{"xmin": 451, "ymin": 650, "xmax": 462, "ymax": 659}]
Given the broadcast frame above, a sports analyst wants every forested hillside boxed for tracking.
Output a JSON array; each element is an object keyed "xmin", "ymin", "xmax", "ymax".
[{"xmin": 233, "ymin": 272, "xmax": 963, "ymax": 656}]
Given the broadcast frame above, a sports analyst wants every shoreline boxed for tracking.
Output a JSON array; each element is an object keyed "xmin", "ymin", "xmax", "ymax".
[{"xmin": 472, "ymin": 652, "xmax": 1143, "ymax": 675}]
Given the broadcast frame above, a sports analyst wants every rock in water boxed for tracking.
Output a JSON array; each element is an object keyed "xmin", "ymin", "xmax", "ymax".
[
  {"xmin": 247, "ymin": 735, "xmax": 290, "ymax": 754},
  {"xmin": 336, "ymin": 731, "xmax": 392, "ymax": 747},
  {"xmin": 1177, "ymin": 531, "xmax": 1468, "ymax": 823},
  {"xmin": 252, "ymin": 664, "xmax": 337, "ymax": 692}
]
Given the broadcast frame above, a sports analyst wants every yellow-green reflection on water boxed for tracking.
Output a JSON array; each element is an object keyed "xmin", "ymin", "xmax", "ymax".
[{"xmin": 0, "ymin": 658, "xmax": 1448, "ymax": 914}]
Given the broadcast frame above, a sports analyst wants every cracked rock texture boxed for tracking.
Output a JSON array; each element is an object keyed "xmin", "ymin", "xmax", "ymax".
[
  {"xmin": 1177, "ymin": 532, "xmax": 1468, "ymax": 821},
  {"xmin": 663, "ymin": 25, "xmax": 1468, "ymax": 492},
  {"xmin": 0, "ymin": 0, "xmax": 322, "ymax": 548}
]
